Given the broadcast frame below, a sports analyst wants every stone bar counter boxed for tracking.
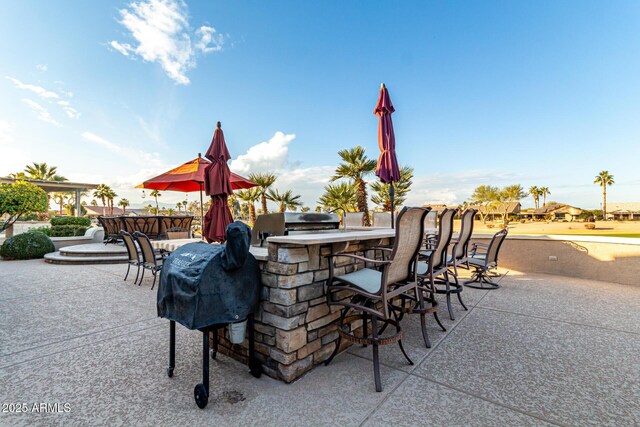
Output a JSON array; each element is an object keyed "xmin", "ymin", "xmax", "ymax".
[{"xmin": 214, "ymin": 228, "xmax": 395, "ymax": 383}]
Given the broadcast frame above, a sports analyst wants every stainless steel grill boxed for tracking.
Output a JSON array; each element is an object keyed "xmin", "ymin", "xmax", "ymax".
[{"xmin": 251, "ymin": 212, "xmax": 340, "ymax": 246}]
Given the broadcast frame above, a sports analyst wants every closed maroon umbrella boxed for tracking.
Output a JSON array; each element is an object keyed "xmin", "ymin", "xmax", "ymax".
[
  {"xmin": 374, "ymin": 83, "xmax": 401, "ymax": 227},
  {"xmin": 203, "ymin": 121, "xmax": 234, "ymax": 243}
]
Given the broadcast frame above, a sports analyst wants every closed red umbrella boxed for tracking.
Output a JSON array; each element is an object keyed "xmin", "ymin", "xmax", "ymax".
[
  {"xmin": 374, "ymin": 83, "xmax": 401, "ymax": 228},
  {"xmin": 203, "ymin": 121, "xmax": 234, "ymax": 243}
]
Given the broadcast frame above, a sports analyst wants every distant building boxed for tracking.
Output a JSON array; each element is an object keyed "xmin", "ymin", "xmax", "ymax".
[
  {"xmin": 520, "ymin": 203, "xmax": 583, "ymax": 221},
  {"xmin": 468, "ymin": 202, "xmax": 522, "ymax": 221},
  {"xmin": 607, "ymin": 202, "xmax": 640, "ymax": 221},
  {"xmin": 84, "ymin": 206, "xmax": 146, "ymax": 217}
]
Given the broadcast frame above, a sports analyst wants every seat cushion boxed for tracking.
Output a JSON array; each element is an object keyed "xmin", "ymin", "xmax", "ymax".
[
  {"xmin": 467, "ymin": 256, "xmax": 486, "ymax": 267},
  {"xmin": 335, "ymin": 268, "xmax": 382, "ymax": 294}
]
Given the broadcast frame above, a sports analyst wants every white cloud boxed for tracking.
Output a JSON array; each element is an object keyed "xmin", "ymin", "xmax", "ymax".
[
  {"xmin": 82, "ymin": 131, "xmax": 164, "ymax": 168},
  {"xmin": 57, "ymin": 101, "xmax": 80, "ymax": 119},
  {"xmin": 110, "ymin": 40, "xmax": 133, "ymax": 56},
  {"xmin": 6, "ymin": 76, "xmax": 59, "ymax": 99},
  {"xmin": 21, "ymin": 99, "xmax": 61, "ymax": 126},
  {"xmin": 36, "ymin": 64, "xmax": 48, "ymax": 72},
  {"xmin": 230, "ymin": 131, "xmax": 296, "ymax": 174},
  {"xmin": 195, "ymin": 25, "xmax": 223, "ymax": 53},
  {"xmin": 109, "ymin": 0, "xmax": 225, "ymax": 85}
]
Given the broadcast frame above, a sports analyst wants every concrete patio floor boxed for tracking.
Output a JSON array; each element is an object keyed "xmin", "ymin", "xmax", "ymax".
[{"xmin": 0, "ymin": 260, "xmax": 639, "ymax": 426}]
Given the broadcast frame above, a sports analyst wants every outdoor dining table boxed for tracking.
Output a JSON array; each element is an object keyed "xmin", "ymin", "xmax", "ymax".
[{"xmin": 151, "ymin": 238, "xmax": 205, "ymax": 253}]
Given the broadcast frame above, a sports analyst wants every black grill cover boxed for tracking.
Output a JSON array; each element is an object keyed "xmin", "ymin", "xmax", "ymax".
[{"xmin": 157, "ymin": 222, "xmax": 261, "ymax": 330}]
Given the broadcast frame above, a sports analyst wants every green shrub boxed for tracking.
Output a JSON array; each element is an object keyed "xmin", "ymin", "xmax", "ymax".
[
  {"xmin": 49, "ymin": 225, "xmax": 88, "ymax": 237},
  {"xmin": 0, "ymin": 231, "xmax": 55, "ymax": 260},
  {"xmin": 33, "ymin": 226, "xmax": 52, "ymax": 236},
  {"xmin": 50, "ymin": 216, "xmax": 91, "ymax": 227}
]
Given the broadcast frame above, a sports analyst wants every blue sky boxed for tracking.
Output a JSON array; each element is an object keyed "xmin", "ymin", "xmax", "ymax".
[{"xmin": 1, "ymin": 0, "xmax": 639, "ymax": 210}]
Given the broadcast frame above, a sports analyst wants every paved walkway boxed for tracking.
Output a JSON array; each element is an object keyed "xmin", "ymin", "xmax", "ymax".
[{"xmin": 0, "ymin": 260, "xmax": 638, "ymax": 426}]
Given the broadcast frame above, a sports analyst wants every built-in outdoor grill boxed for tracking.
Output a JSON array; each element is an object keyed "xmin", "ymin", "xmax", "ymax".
[
  {"xmin": 251, "ymin": 212, "xmax": 340, "ymax": 246},
  {"xmin": 157, "ymin": 222, "xmax": 262, "ymax": 409}
]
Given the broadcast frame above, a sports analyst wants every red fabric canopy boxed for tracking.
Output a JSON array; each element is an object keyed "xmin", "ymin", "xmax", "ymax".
[
  {"xmin": 374, "ymin": 83, "xmax": 400, "ymax": 184},
  {"xmin": 136, "ymin": 156, "xmax": 256, "ymax": 192},
  {"xmin": 203, "ymin": 122, "xmax": 235, "ymax": 243}
]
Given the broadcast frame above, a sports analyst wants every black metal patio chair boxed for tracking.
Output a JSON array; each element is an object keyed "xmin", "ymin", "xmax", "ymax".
[
  {"xmin": 324, "ymin": 207, "xmax": 429, "ymax": 392},
  {"xmin": 464, "ymin": 228, "xmax": 508, "ymax": 289},
  {"xmin": 448, "ymin": 208, "xmax": 477, "ymax": 276},
  {"xmin": 121, "ymin": 230, "xmax": 142, "ymax": 284},
  {"xmin": 417, "ymin": 208, "xmax": 467, "ymax": 322},
  {"xmin": 133, "ymin": 231, "xmax": 165, "ymax": 290}
]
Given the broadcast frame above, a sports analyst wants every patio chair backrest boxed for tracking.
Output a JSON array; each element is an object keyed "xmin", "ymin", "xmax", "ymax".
[
  {"xmin": 453, "ymin": 208, "xmax": 477, "ymax": 260},
  {"xmin": 133, "ymin": 231, "xmax": 158, "ymax": 266},
  {"xmin": 343, "ymin": 212, "xmax": 365, "ymax": 227},
  {"xmin": 384, "ymin": 207, "xmax": 430, "ymax": 286},
  {"xmin": 98, "ymin": 216, "xmax": 122, "ymax": 237},
  {"xmin": 431, "ymin": 208, "xmax": 456, "ymax": 270},
  {"xmin": 485, "ymin": 228, "xmax": 508, "ymax": 267},
  {"xmin": 372, "ymin": 211, "xmax": 393, "ymax": 228},
  {"xmin": 121, "ymin": 230, "xmax": 139, "ymax": 262},
  {"xmin": 423, "ymin": 210, "xmax": 437, "ymax": 231},
  {"xmin": 124, "ymin": 217, "xmax": 160, "ymax": 240},
  {"xmin": 160, "ymin": 216, "xmax": 194, "ymax": 239}
]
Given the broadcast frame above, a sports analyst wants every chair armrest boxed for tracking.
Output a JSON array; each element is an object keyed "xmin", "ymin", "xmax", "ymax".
[{"xmin": 326, "ymin": 252, "xmax": 391, "ymax": 265}]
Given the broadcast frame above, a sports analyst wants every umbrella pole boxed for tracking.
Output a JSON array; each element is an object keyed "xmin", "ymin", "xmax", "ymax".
[
  {"xmin": 200, "ymin": 185, "xmax": 205, "ymax": 240},
  {"xmin": 390, "ymin": 182, "xmax": 395, "ymax": 229}
]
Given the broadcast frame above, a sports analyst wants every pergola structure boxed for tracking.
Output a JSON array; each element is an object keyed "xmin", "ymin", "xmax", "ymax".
[{"xmin": 0, "ymin": 177, "xmax": 100, "ymax": 217}]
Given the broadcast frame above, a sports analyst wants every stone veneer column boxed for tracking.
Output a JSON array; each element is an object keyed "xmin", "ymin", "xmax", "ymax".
[{"xmin": 214, "ymin": 238, "xmax": 390, "ymax": 383}]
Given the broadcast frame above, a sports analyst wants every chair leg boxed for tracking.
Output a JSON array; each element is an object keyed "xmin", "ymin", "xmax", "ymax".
[
  {"xmin": 444, "ymin": 271, "xmax": 455, "ymax": 320},
  {"xmin": 452, "ymin": 273, "xmax": 467, "ymax": 311},
  {"xmin": 325, "ymin": 306, "xmax": 349, "ymax": 366},
  {"xmin": 134, "ymin": 265, "xmax": 141, "ymax": 285},
  {"xmin": 124, "ymin": 264, "xmax": 131, "ymax": 281},
  {"xmin": 151, "ymin": 270, "xmax": 157, "ymax": 290},
  {"xmin": 371, "ymin": 315, "xmax": 382, "ymax": 392},
  {"xmin": 138, "ymin": 268, "xmax": 145, "ymax": 286},
  {"xmin": 390, "ymin": 304, "xmax": 413, "ymax": 365},
  {"xmin": 433, "ymin": 312, "xmax": 446, "ymax": 332},
  {"xmin": 362, "ymin": 311, "xmax": 369, "ymax": 348},
  {"xmin": 417, "ymin": 290, "xmax": 432, "ymax": 348}
]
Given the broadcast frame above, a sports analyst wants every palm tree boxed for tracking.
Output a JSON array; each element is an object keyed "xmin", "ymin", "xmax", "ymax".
[
  {"xmin": 529, "ymin": 185, "xmax": 540, "ymax": 209},
  {"xmin": 23, "ymin": 162, "xmax": 67, "ymax": 181},
  {"xmin": 228, "ymin": 193, "xmax": 241, "ymax": 218},
  {"xmin": 331, "ymin": 146, "xmax": 377, "ymax": 226},
  {"xmin": 55, "ymin": 193, "xmax": 69, "ymax": 215},
  {"xmin": 175, "ymin": 202, "xmax": 182, "ymax": 214},
  {"xmin": 237, "ymin": 187, "xmax": 261, "ymax": 224},
  {"xmin": 105, "ymin": 188, "xmax": 117, "ymax": 215},
  {"xmin": 594, "ymin": 171, "xmax": 614, "ymax": 220},
  {"xmin": 93, "ymin": 184, "xmax": 111, "ymax": 215},
  {"xmin": 539, "ymin": 187, "xmax": 550, "ymax": 207},
  {"xmin": 371, "ymin": 165, "xmax": 414, "ymax": 211},
  {"xmin": 182, "ymin": 200, "xmax": 188, "ymax": 213},
  {"xmin": 90, "ymin": 199, "xmax": 98, "ymax": 206},
  {"xmin": 166, "ymin": 208, "xmax": 175, "ymax": 215},
  {"xmin": 267, "ymin": 189, "xmax": 303, "ymax": 213},
  {"xmin": 149, "ymin": 190, "xmax": 161, "ymax": 213},
  {"xmin": 119, "ymin": 198, "xmax": 130, "ymax": 215},
  {"xmin": 17, "ymin": 163, "xmax": 67, "ymax": 210},
  {"xmin": 318, "ymin": 182, "xmax": 358, "ymax": 215},
  {"xmin": 249, "ymin": 172, "xmax": 277, "ymax": 214}
]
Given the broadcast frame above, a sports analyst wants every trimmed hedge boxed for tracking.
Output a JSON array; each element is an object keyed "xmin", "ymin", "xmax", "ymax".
[
  {"xmin": 50, "ymin": 216, "xmax": 91, "ymax": 227},
  {"xmin": 49, "ymin": 225, "xmax": 88, "ymax": 237},
  {"xmin": 0, "ymin": 231, "xmax": 55, "ymax": 260}
]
